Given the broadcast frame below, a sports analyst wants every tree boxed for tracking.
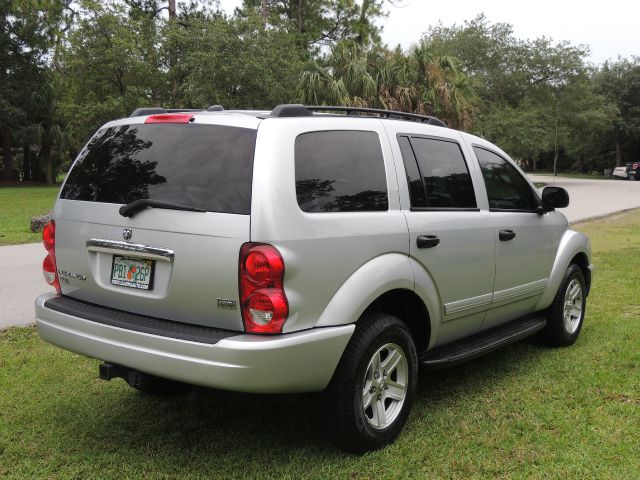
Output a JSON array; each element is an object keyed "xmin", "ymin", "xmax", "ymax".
[
  {"xmin": 299, "ymin": 41, "xmax": 474, "ymax": 129},
  {"xmin": 0, "ymin": 0, "xmax": 62, "ymax": 182},
  {"xmin": 595, "ymin": 58, "xmax": 640, "ymax": 166}
]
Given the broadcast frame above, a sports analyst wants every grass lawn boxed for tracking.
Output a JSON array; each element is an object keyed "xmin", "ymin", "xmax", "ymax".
[
  {"xmin": 1, "ymin": 212, "xmax": 639, "ymax": 479},
  {"xmin": 0, "ymin": 186, "xmax": 59, "ymax": 246},
  {"xmin": 532, "ymin": 172, "xmax": 611, "ymax": 180}
]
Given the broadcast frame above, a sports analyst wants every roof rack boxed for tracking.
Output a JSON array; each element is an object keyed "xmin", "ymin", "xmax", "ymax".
[
  {"xmin": 129, "ymin": 106, "xmax": 224, "ymax": 117},
  {"xmin": 269, "ymin": 104, "xmax": 447, "ymax": 127}
]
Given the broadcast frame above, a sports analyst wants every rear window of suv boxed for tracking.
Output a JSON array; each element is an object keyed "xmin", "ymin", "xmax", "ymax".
[{"xmin": 60, "ymin": 123, "xmax": 257, "ymax": 215}]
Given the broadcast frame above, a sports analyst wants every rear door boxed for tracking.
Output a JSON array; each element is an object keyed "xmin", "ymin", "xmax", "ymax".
[
  {"xmin": 54, "ymin": 116, "xmax": 259, "ymax": 331},
  {"xmin": 392, "ymin": 131, "xmax": 496, "ymax": 346}
]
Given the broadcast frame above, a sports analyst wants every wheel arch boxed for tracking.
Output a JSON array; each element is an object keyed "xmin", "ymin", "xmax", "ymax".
[
  {"xmin": 362, "ymin": 288, "xmax": 431, "ymax": 353},
  {"xmin": 314, "ymin": 253, "xmax": 440, "ymax": 352},
  {"xmin": 536, "ymin": 229, "xmax": 592, "ymax": 311}
]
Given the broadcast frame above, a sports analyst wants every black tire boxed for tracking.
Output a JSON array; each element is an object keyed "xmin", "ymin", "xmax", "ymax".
[
  {"xmin": 325, "ymin": 313, "xmax": 418, "ymax": 453},
  {"xmin": 540, "ymin": 264, "xmax": 586, "ymax": 347}
]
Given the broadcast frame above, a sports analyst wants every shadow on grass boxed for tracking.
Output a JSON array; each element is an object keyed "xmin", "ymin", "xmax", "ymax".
[{"xmin": 44, "ymin": 339, "xmax": 550, "ymax": 463}]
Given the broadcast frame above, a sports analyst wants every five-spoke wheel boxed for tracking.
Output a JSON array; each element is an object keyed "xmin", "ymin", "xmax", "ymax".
[{"xmin": 326, "ymin": 313, "xmax": 417, "ymax": 453}]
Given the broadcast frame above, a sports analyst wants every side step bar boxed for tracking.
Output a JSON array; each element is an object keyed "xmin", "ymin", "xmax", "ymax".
[{"xmin": 420, "ymin": 316, "xmax": 547, "ymax": 369}]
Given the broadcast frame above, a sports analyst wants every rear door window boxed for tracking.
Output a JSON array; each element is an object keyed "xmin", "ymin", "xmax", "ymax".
[
  {"xmin": 398, "ymin": 135, "xmax": 476, "ymax": 209},
  {"xmin": 61, "ymin": 124, "xmax": 257, "ymax": 215},
  {"xmin": 295, "ymin": 131, "xmax": 388, "ymax": 212}
]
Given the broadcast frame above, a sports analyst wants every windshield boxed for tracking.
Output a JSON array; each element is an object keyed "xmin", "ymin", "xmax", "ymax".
[{"xmin": 60, "ymin": 123, "xmax": 257, "ymax": 215}]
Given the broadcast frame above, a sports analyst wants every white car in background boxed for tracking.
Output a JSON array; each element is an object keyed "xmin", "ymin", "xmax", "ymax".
[{"xmin": 612, "ymin": 166, "xmax": 628, "ymax": 179}]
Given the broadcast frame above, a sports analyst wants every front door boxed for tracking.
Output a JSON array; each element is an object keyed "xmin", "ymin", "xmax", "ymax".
[{"xmin": 473, "ymin": 146, "xmax": 561, "ymax": 328}]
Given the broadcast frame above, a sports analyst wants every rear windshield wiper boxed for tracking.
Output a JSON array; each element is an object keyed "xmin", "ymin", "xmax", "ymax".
[{"xmin": 119, "ymin": 199, "xmax": 206, "ymax": 217}]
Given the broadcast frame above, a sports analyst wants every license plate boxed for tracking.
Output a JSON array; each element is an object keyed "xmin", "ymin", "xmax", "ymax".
[{"xmin": 110, "ymin": 256, "xmax": 154, "ymax": 290}]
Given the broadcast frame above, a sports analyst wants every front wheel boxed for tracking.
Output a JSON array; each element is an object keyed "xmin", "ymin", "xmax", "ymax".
[
  {"xmin": 326, "ymin": 313, "xmax": 418, "ymax": 453},
  {"xmin": 540, "ymin": 264, "xmax": 587, "ymax": 346}
]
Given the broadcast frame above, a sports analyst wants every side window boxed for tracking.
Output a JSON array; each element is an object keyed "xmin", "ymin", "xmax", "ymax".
[
  {"xmin": 398, "ymin": 136, "xmax": 427, "ymax": 207},
  {"xmin": 398, "ymin": 135, "xmax": 476, "ymax": 209},
  {"xmin": 474, "ymin": 147, "xmax": 538, "ymax": 211},
  {"xmin": 295, "ymin": 131, "xmax": 388, "ymax": 213}
]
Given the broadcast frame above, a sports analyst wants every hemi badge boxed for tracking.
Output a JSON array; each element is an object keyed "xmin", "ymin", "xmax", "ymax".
[{"xmin": 217, "ymin": 298, "xmax": 237, "ymax": 310}]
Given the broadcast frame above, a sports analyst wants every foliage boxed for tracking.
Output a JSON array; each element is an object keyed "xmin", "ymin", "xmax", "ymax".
[
  {"xmin": 1, "ymin": 4, "xmax": 639, "ymax": 183},
  {"xmin": 299, "ymin": 42, "xmax": 473, "ymax": 129},
  {"xmin": 0, "ymin": 186, "xmax": 58, "ymax": 245}
]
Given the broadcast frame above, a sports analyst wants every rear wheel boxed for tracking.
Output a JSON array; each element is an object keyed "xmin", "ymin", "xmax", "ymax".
[
  {"xmin": 540, "ymin": 264, "xmax": 586, "ymax": 346},
  {"xmin": 326, "ymin": 313, "xmax": 418, "ymax": 453}
]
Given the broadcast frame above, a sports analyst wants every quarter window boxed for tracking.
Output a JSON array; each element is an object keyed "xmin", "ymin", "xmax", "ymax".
[
  {"xmin": 399, "ymin": 136, "xmax": 476, "ymax": 209},
  {"xmin": 474, "ymin": 147, "xmax": 538, "ymax": 211},
  {"xmin": 295, "ymin": 131, "xmax": 388, "ymax": 212}
]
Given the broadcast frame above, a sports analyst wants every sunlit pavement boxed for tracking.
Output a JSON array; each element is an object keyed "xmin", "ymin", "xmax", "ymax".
[
  {"xmin": 529, "ymin": 175, "xmax": 640, "ymax": 223},
  {"xmin": 0, "ymin": 242, "xmax": 52, "ymax": 330}
]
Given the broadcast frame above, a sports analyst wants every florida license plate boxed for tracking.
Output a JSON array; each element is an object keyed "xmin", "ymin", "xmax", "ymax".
[{"xmin": 111, "ymin": 256, "xmax": 154, "ymax": 290}]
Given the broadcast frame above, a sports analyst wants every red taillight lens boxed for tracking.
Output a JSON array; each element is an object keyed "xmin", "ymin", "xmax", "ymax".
[
  {"xmin": 43, "ymin": 221, "xmax": 55, "ymax": 251},
  {"xmin": 239, "ymin": 243, "xmax": 288, "ymax": 334},
  {"xmin": 42, "ymin": 221, "xmax": 60, "ymax": 293},
  {"xmin": 144, "ymin": 113, "xmax": 194, "ymax": 124}
]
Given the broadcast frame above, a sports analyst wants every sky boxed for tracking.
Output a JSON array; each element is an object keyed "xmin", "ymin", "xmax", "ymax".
[{"xmin": 217, "ymin": 0, "xmax": 639, "ymax": 64}]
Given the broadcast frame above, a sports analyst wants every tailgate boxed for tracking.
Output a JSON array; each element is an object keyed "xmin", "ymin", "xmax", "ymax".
[
  {"xmin": 54, "ymin": 203, "xmax": 247, "ymax": 330},
  {"xmin": 53, "ymin": 120, "xmax": 256, "ymax": 331}
]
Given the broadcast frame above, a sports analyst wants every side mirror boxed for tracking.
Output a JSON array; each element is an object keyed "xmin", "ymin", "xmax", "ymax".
[{"xmin": 541, "ymin": 186, "xmax": 569, "ymax": 211}]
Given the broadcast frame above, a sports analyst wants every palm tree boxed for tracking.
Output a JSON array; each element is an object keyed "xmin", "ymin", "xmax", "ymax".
[{"xmin": 298, "ymin": 41, "xmax": 474, "ymax": 129}]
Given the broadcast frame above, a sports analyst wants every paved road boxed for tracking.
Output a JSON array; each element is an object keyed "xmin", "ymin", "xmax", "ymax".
[
  {"xmin": 2, "ymin": 176, "xmax": 639, "ymax": 331},
  {"xmin": 529, "ymin": 175, "xmax": 640, "ymax": 223},
  {"xmin": 0, "ymin": 242, "xmax": 53, "ymax": 330}
]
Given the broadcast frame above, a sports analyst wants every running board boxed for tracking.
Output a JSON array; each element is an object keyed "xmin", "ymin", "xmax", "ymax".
[{"xmin": 420, "ymin": 316, "xmax": 547, "ymax": 369}]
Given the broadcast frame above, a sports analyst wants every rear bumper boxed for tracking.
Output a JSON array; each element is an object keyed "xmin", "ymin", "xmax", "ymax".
[{"xmin": 35, "ymin": 292, "xmax": 354, "ymax": 393}]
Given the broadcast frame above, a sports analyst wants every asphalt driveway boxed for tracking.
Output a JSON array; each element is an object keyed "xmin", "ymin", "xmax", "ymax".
[{"xmin": 2, "ymin": 175, "xmax": 639, "ymax": 331}]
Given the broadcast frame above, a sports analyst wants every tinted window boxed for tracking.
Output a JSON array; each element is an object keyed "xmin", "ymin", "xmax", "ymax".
[
  {"xmin": 409, "ymin": 137, "xmax": 476, "ymax": 208},
  {"xmin": 61, "ymin": 124, "xmax": 257, "ymax": 214},
  {"xmin": 295, "ymin": 131, "xmax": 388, "ymax": 212},
  {"xmin": 398, "ymin": 136, "xmax": 427, "ymax": 207},
  {"xmin": 474, "ymin": 147, "xmax": 538, "ymax": 211}
]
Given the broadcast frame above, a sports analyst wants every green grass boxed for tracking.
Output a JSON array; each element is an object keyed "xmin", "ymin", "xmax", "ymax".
[
  {"xmin": 1, "ymin": 212, "xmax": 639, "ymax": 479},
  {"xmin": 532, "ymin": 172, "xmax": 611, "ymax": 180},
  {"xmin": 0, "ymin": 186, "xmax": 59, "ymax": 246}
]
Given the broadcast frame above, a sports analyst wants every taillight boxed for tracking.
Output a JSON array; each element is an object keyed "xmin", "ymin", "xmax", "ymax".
[
  {"xmin": 42, "ymin": 221, "xmax": 60, "ymax": 293},
  {"xmin": 239, "ymin": 243, "xmax": 288, "ymax": 334}
]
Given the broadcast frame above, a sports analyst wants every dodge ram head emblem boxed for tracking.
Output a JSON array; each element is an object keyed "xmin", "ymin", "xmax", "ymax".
[{"xmin": 122, "ymin": 228, "xmax": 133, "ymax": 241}]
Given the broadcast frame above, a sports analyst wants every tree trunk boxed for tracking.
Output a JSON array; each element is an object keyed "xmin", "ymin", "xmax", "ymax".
[
  {"xmin": 1, "ymin": 124, "xmax": 14, "ymax": 182},
  {"xmin": 260, "ymin": 0, "xmax": 269, "ymax": 21},
  {"xmin": 615, "ymin": 136, "xmax": 622, "ymax": 166},
  {"xmin": 297, "ymin": 0, "xmax": 304, "ymax": 33},
  {"xmin": 37, "ymin": 128, "xmax": 53, "ymax": 185},
  {"xmin": 168, "ymin": 0, "xmax": 178, "ymax": 106},
  {"xmin": 22, "ymin": 143, "xmax": 31, "ymax": 181}
]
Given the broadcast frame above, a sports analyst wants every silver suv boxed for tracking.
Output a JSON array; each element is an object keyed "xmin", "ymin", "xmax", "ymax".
[{"xmin": 35, "ymin": 104, "xmax": 593, "ymax": 452}]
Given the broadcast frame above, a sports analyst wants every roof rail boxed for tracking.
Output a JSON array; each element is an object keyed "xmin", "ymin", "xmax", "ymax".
[
  {"xmin": 270, "ymin": 104, "xmax": 312, "ymax": 118},
  {"xmin": 129, "ymin": 107, "xmax": 167, "ymax": 117},
  {"xmin": 307, "ymin": 105, "xmax": 447, "ymax": 127}
]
